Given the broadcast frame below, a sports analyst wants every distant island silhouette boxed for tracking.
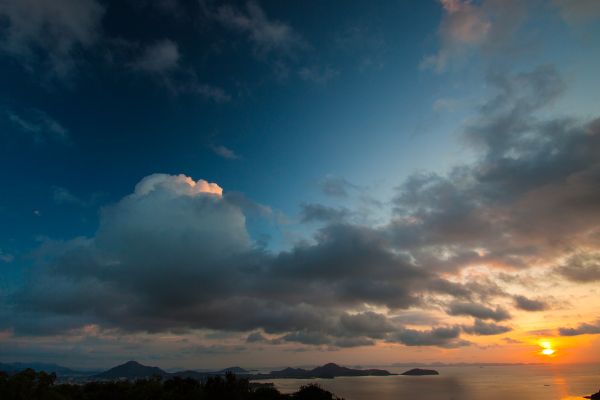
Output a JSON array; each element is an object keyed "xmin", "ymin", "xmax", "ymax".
[
  {"xmin": 400, "ymin": 368, "xmax": 439, "ymax": 376},
  {"xmin": 92, "ymin": 361, "xmax": 393, "ymax": 381},
  {"xmin": 253, "ymin": 362, "xmax": 393, "ymax": 379}
]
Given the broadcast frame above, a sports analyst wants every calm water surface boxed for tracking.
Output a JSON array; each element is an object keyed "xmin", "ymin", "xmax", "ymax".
[{"xmin": 255, "ymin": 365, "xmax": 600, "ymax": 400}]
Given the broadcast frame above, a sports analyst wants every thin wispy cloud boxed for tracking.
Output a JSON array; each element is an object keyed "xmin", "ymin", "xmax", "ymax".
[
  {"xmin": 209, "ymin": 1, "xmax": 306, "ymax": 57},
  {"xmin": 211, "ymin": 144, "xmax": 240, "ymax": 160},
  {"xmin": 6, "ymin": 109, "xmax": 69, "ymax": 144}
]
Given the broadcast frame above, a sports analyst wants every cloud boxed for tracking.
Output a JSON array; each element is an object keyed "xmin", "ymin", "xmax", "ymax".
[
  {"xmin": 423, "ymin": 0, "xmax": 530, "ymax": 72},
  {"xmin": 300, "ymin": 203, "xmax": 351, "ymax": 223},
  {"xmin": 557, "ymin": 253, "xmax": 600, "ymax": 282},
  {"xmin": 318, "ymin": 176, "xmax": 356, "ymax": 197},
  {"xmin": 513, "ymin": 295, "xmax": 548, "ymax": 312},
  {"xmin": 245, "ymin": 331, "xmax": 267, "ymax": 343},
  {"xmin": 211, "ymin": 144, "xmax": 239, "ymax": 160},
  {"xmin": 422, "ymin": 0, "xmax": 490, "ymax": 71},
  {"xmin": 209, "ymin": 1, "xmax": 304, "ymax": 57},
  {"xmin": 337, "ymin": 312, "xmax": 395, "ymax": 339},
  {"xmin": 6, "ymin": 109, "xmax": 69, "ymax": 144},
  {"xmin": 7, "ymin": 65, "xmax": 600, "ymax": 352},
  {"xmin": 51, "ymin": 186, "xmax": 87, "ymax": 207},
  {"xmin": 51, "ymin": 186, "xmax": 101, "ymax": 208},
  {"xmin": 462, "ymin": 319, "xmax": 511, "ymax": 335},
  {"xmin": 6, "ymin": 173, "xmax": 480, "ymax": 349},
  {"xmin": 447, "ymin": 301, "xmax": 511, "ymax": 321},
  {"xmin": 389, "ymin": 65, "xmax": 600, "ymax": 275},
  {"xmin": 559, "ymin": 320, "xmax": 600, "ymax": 336},
  {"xmin": 125, "ymin": 39, "xmax": 230, "ymax": 103},
  {"xmin": 0, "ymin": 0, "xmax": 104, "ymax": 77},
  {"xmin": 132, "ymin": 39, "xmax": 180, "ymax": 73},
  {"xmin": 134, "ymin": 173, "xmax": 223, "ymax": 197},
  {"xmin": 388, "ymin": 326, "xmax": 469, "ymax": 348}
]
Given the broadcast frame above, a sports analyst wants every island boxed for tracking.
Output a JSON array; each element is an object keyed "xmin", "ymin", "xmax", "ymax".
[
  {"xmin": 400, "ymin": 368, "xmax": 439, "ymax": 376},
  {"xmin": 71, "ymin": 361, "xmax": 393, "ymax": 381},
  {"xmin": 252, "ymin": 363, "xmax": 393, "ymax": 379}
]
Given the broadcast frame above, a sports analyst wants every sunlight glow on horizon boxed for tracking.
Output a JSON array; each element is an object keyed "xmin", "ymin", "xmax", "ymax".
[{"xmin": 540, "ymin": 340, "xmax": 556, "ymax": 357}]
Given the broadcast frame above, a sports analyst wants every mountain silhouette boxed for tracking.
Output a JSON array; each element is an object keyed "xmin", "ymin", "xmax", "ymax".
[
  {"xmin": 216, "ymin": 366, "xmax": 249, "ymax": 374},
  {"xmin": 259, "ymin": 363, "xmax": 392, "ymax": 379},
  {"xmin": 81, "ymin": 361, "xmax": 392, "ymax": 381},
  {"xmin": 167, "ymin": 366, "xmax": 250, "ymax": 380},
  {"xmin": 401, "ymin": 368, "xmax": 439, "ymax": 376},
  {"xmin": 95, "ymin": 361, "xmax": 167, "ymax": 379},
  {"xmin": 0, "ymin": 362, "xmax": 79, "ymax": 376}
]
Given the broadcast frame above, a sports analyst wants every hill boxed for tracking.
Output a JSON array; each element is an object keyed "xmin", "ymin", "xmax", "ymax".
[
  {"xmin": 95, "ymin": 361, "xmax": 167, "ymax": 380},
  {"xmin": 0, "ymin": 362, "xmax": 80, "ymax": 376},
  {"xmin": 96, "ymin": 362, "xmax": 250, "ymax": 381},
  {"xmin": 255, "ymin": 362, "xmax": 392, "ymax": 379},
  {"xmin": 215, "ymin": 366, "xmax": 249, "ymax": 374},
  {"xmin": 401, "ymin": 368, "xmax": 439, "ymax": 376}
]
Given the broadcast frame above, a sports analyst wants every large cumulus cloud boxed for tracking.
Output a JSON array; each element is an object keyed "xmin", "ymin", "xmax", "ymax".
[{"xmin": 8, "ymin": 173, "xmax": 480, "ymax": 348}]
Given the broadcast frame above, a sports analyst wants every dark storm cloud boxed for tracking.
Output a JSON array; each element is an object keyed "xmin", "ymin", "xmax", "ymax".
[
  {"xmin": 513, "ymin": 295, "xmax": 548, "ymax": 312},
  {"xmin": 337, "ymin": 312, "xmax": 395, "ymax": 339},
  {"xmin": 447, "ymin": 301, "xmax": 511, "ymax": 322},
  {"xmin": 558, "ymin": 319, "xmax": 600, "ymax": 336},
  {"xmin": 462, "ymin": 319, "xmax": 512, "ymax": 336},
  {"xmin": 557, "ymin": 253, "xmax": 600, "ymax": 282},
  {"xmin": 3, "ymin": 203, "xmax": 524, "ymax": 348},
  {"xmin": 8, "ymin": 174, "xmax": 476, "ymax": 348},
  {"xmin": 276, "ymin": 330, "xmax": 375, "ymax": 348},
  {"xmin": 388, "ymin": 326, "xmax": 469, "ymax": 348}
]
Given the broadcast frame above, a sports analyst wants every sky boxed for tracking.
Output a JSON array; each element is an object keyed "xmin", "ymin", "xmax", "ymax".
[{"xmin": 1, "ymin": 0, "xmax": 600, "ymax": 370}]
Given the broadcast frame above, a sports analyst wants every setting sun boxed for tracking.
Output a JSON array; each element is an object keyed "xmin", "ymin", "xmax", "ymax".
[{"xmin": 540, "ymin": 341, "xmax": 556, "ymax": 357}]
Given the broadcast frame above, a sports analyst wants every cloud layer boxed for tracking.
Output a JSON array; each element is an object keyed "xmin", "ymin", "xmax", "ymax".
[{"xmin": 5, "ymin": 63, "xmax": 600, "ymax": 352}]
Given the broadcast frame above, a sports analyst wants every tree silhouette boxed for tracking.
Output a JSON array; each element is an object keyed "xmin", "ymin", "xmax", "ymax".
[{"xmin": 0, "ymin": 369, "xmax": 345, "ymax": 400}]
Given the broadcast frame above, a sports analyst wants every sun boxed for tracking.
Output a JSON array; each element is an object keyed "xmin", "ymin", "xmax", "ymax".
[{"xmin": 539, "ymin": 341, "xmax": 556, "ymax": 357}]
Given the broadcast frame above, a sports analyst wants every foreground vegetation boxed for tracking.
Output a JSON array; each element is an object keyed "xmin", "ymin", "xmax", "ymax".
[{"xmin": 0, "ymin": 369, "xmax": 344, "ymax": 400}]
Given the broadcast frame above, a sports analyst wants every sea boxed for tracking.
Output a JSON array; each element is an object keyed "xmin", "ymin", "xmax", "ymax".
[{"xmin": 255, "ymin": 364, "xmax": 600, "ymax": 400}]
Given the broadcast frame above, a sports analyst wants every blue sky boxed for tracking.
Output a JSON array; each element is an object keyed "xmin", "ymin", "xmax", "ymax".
[{"xmin": 1, "ymin": 0, "xmax": 600, "ymax": 368}]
